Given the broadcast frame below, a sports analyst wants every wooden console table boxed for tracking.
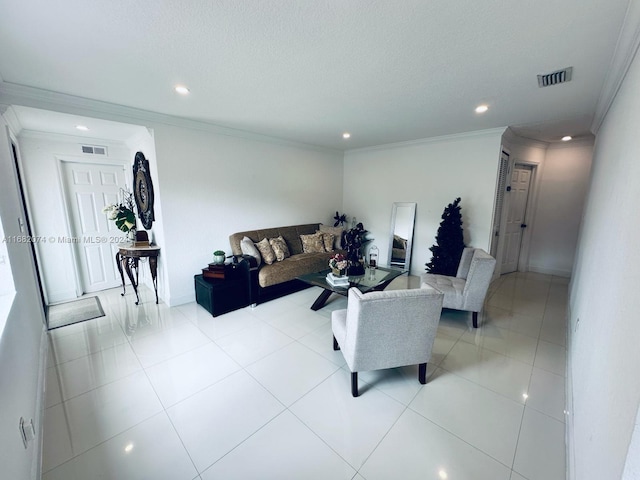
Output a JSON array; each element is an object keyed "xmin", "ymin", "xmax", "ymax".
[{"xmin": 116, "ymin": 244, "xmax": 160, "ymax": 305}]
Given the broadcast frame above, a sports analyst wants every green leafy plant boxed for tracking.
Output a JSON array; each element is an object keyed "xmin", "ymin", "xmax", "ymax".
[
  {"xmin": 102, "ymin": 190, "xmax": 136, "ymax": 232},
  {"xmin": 213, "ymin": 250, "xmax": 225, "ymax": 256}
]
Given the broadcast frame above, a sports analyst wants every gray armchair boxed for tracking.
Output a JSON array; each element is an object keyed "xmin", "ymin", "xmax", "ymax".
[
  {"xmin": 420, "ymin": 247, "xmax": 496, "ymax": 328},
  {"xmin": 331, "ymin": 287, "xmax": 444, "ymax": 397}
]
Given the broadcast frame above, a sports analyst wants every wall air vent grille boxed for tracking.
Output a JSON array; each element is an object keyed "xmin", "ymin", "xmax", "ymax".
[
  {"xmin": 537, "ymin": 67, "xmax": 573, "ymax": 87},
  {"xmin": 81, "ymin": 145, "xmax": 108, "ymax": 155}
]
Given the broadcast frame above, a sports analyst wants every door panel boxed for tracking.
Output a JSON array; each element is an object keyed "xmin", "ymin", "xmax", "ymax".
[
  {"xmin": 62, "ymin": 162, "xmax": 128, "ymax": 293},
  {"xmin": 501, "ymin": 166, "xmax": 532, "ymax": 274}
]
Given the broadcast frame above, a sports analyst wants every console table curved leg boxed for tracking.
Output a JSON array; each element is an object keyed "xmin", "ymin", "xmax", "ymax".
[
  {"xmin": 123, "ymin": 257, "xmax": 140, "ymax": 305},
  {"xmin": 116, "ymin": 252, "xmax": 126, "ymax": 296},
  {"xmin": 149, "ymin": 256, "xmax": 159, "ymax": 304}
]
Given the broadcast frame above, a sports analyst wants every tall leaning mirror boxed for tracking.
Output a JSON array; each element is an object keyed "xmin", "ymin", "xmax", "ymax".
[{"xmin": 388, "ymin": 202, "xmax": 416, "ymax": 271}]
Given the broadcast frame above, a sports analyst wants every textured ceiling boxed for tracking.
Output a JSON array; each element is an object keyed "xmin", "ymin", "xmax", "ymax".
[{"xmin": 0, "ymin": 0, "xmax": 630, "ymax": 149}]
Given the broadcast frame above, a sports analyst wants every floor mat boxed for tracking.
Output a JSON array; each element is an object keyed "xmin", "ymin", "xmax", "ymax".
[{"xmin": 47, "ymin": 296, "xmax": 105, "ymax": 330}]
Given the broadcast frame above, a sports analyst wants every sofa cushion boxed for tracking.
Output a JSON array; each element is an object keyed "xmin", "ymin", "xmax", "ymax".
[
  {"xmin": 319, "ymin": 224, "xmax": 344, "ymax": 249},
  {"xmin": 258, "ymin": 252, "xmax": 331, "ymax": 288},
  {"xmin": 318, "ymin": 232, "xmax": 335, "ymax": 252},
  {"xmin": 269, "ymin": 236, "xmax": 291, "ymax": 262},
  {"xmin": 229, "ymin": 224, "xmax": 323, "ymax": 257},
  {"xmin": 240, "ymin": 236, "xmax": 262, "ymax": 266},
  {"xmin": 255, "ymin": 238, "xmax": 276, "ymax": 265},
  {"xmin": 300, "ymin": 232, "xmax": 326, "ymax": 253}
]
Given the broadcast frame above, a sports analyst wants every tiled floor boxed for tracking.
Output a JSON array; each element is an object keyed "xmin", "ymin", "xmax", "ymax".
[{"xmin": 42, "ymin": 272, "xmax": 568, "ymax": 480}]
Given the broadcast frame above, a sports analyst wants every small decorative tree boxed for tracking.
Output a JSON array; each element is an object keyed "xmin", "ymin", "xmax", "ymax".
[
  {"xmin": 425, "ymin": 197, "xmax": 465, "ymax": 276},
  {"xmin": 344, "ymin": 222, "xmax": 370, "ymax": 275}
]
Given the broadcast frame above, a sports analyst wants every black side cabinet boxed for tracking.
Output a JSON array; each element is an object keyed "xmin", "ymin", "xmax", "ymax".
[{"xmin": 194, "ymin": 260, "xmax": 250, "ymax": 317}]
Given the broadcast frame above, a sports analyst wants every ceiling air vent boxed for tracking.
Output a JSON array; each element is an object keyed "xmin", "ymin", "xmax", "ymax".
[
  {"xmin": 81, "ymin": 145, "xmax": 107, "ymax": 155},
  {"xmin": 537, "ymin": 67, "xmax": 573, "ymax": 87}
]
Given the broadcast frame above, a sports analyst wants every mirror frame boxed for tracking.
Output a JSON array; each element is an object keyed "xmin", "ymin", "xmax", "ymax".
[{"xmin": 387, "ymin": 202, "xmax": 416, "ymax": 272}]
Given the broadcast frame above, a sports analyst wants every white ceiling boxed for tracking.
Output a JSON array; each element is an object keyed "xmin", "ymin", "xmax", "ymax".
[{"xmin": 0, "ymin": 0, "xmax": 631, "ymax": 149}]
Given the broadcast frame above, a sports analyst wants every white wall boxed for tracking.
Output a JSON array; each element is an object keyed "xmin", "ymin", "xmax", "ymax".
[
  {"xmin": 0, "ymin": 119, "xmax": 47, "ymax": 480},
  {"xmin": 343, "ymin": 128, "xmax": 505, "ymax": 276},
  {"xmin": 528, "ymin": 140, "xmax": 593, "ymax": 276},
  {"xmin": 18, "ymin": 133, "xmax": 133, "ymax": 303},
  {"xmin": 568, "ymin": 45, "xmax": 640, "ymax": 479},
  {"xmin": 151, "ymin": 124, "xmax": 344, "ymax": 305}
]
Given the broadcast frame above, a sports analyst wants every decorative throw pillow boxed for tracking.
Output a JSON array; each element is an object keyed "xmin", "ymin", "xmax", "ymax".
[
  {"xmin": 319, "ymin": 224, "xmax": 344, "ymax": 250},
  {"xmin": 316, "ymin": 231, "xmax": 335, "ymax": 252},
  {"xmin": 300, "ymin": 232, "xmax": 326, "ymax": 253},
  {"xmin": 240, "ymin": 236, "xmax": 262, "ymax": 266},
  {"xmin": 255, "ymin": 237, "xmax": 276, "ymax": 265},
  {"xmin": 269, "ymin": 236, "xmax": 291, "ymax": 262}
]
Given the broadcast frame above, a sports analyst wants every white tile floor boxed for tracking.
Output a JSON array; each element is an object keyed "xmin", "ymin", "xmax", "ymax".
[{"xmin": 42, "ymin": 272, "xmax": 568, "ymax": 480}]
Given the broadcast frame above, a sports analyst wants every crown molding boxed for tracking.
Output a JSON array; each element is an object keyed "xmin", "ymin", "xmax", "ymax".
[
  {"xmin": 0, "ymin": 81, "xmax": 341, "ymax": 155},
  {"xmin": 345, "ymin": 127, "xmax": 508, "ymax": 154},
  {"xmin": 592, "ymin": 0, "xmax": 640, "ymax": 134},
  {"xmin": 18, "ymin": 129, "xmax": 129, "ymax": 146},
  {"xmin": 498, "ymin": 127, "xmax": 550, "ymax": 150},
  {"xmin": 1, "ymin": 105, "xmax": 21, "ymax": 135},
  {"xmin": 546, "ymin": 136, "xmax": 595, "ymax": 149}
]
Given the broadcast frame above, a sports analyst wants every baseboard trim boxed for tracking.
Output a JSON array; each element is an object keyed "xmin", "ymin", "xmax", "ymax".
[
  {"xmin": 166, "ymin": 292, "xmax": 195, "ymax": 307},
  {"xmin": 46, "ymin": 290, "xmax": 79, "ymax": 305},
  {"xmin": 33, "ymin": 324, "xmax": 48, "ymax": 479},
  {"xmin": 527, "ymin": 265, "xmax": 572, "ymax": 277},
  {"xmin": 566, "ymin": 302, "xmax": 575, "ymax": 480}
]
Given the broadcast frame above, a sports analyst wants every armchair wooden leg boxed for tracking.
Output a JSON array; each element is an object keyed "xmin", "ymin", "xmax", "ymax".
[
  {"xmin": 333, "ymin": 335, "xmax": 340, "ymax": 351},
  {"xmin": 472, "ymin": 311, "xmax": 479, "ymax": 328},
  {"xmin": 351, "ymin": 372, "xmax": 359, "ymax": 397},
  {"xmin": 419, "ymin": 363, "xmax": 427, "ymax": 384}
]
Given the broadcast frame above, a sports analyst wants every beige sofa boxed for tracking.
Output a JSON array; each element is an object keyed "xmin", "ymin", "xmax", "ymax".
[{"xmin": 229, "ymin": 223, "xmax": 343, "ymax": 305}]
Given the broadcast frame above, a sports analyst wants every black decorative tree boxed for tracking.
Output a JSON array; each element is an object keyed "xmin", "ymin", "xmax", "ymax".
[
  {"xmin": 344, "ymin": 222, "xmax": 369, "ymax": 275},
  {"xmin": 425, "ymin": 197, "xmax": 465, "ymax": 276}
]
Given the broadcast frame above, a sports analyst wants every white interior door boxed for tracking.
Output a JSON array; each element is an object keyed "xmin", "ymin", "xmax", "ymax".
[
  {"xmin": 62, "ymin": 162, "xmax": 128, "ymax": 293},
  {"xmin": 501, "ymin": 165, "xmax": 532, "ymax": 274}
]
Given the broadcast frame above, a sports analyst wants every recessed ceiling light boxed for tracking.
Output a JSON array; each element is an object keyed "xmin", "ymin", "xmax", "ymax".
[
  {"xmin": 475, "ymin": 105, "xmax": 489, "ymax": 114},
  {"xmin": 75, "ymin": 125, "xmax": 89, "ymax": 131},
  {"xmin": 342, "ymin": 132, "xmax": 351, "ymax": 139},
  {"xmin": 174, "ymin": 85, "xmax": 190, "ymax": 95},
  {"xmin": 562, "ymin": 135, "xmax": 572, "ymax": 141}
]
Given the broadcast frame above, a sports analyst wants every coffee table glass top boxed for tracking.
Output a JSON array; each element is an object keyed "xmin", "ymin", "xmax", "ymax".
[{"xmin": 298, "ymin": 267, "xmax": 405, "ymax": 294}]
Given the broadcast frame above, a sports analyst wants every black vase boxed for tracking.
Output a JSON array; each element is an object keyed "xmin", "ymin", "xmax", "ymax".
[{"xmin": 347, "ymin": 260, "xmax": 365, "ymax": 276}]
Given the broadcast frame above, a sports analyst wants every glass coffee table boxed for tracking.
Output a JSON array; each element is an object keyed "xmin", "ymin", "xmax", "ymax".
[{"xmin": 297, "ymin": 267, "xmax": 405, "ymax": 311}]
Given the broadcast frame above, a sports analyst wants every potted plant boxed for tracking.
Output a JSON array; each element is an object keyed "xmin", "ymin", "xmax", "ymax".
[
  {"xmin": 212, "ymin": 250, "xmax": 226, "ymax": 265},
  {"xmin": 102, "ymin": 189, "xmax": 136, "ymax": 241}
]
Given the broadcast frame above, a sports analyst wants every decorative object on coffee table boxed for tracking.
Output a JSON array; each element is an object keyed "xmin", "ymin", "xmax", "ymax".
[
  {"xmin": 368, "ymin": 245, "xmax": 379, "ymax": 269},
  {"xmin": 329, "ymin": 253, "xmax": 347, "ymax": 277},
  {"xmin": 344, "ymin": 222, "xmax": 370, "ymax": 275},
  {"xmin": 212, "ymin": 250, "xmax": 226, "ymax": 265}
]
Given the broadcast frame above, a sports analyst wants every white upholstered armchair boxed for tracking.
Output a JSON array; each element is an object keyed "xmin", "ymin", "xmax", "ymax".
[
  {"xmin": 331, "ymin": 287, "xmax": 444, "ymax": 397},
  {"xmin": 421, "ymin": 247, "xmax": 496, "ymax": 328}
]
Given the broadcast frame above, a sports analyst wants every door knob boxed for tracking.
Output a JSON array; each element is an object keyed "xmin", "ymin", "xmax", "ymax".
[{"xmin": 521, "ymin": 223, "xmax": 527, "ymax": 228}]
